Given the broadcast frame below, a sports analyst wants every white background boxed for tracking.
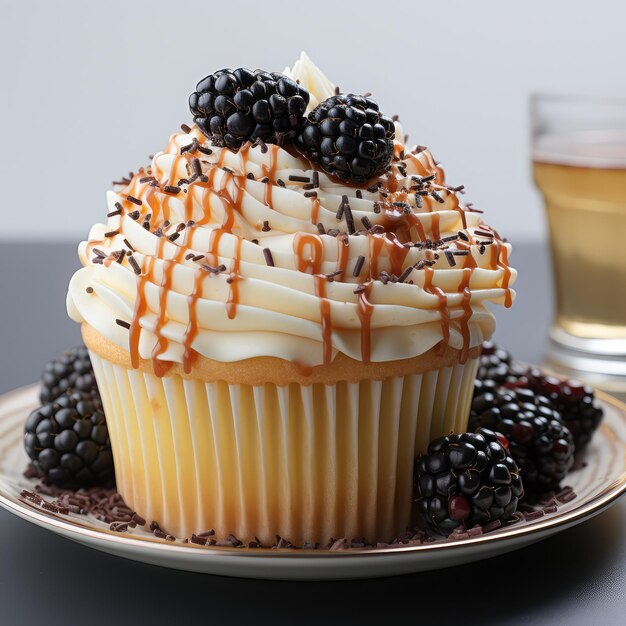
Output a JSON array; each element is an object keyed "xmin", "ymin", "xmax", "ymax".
[{"xmin": 2, "ymin": 0, "xmax": 625, "ymax": 242}]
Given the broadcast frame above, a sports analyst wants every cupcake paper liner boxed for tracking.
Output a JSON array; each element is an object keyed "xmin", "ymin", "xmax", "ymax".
[{"xmin": 90, "ymin": 352, "xmax": 478, "ymax": 545}]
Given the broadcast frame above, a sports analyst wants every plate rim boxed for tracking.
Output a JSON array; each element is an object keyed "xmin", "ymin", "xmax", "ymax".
[{"xmin": 1, "ymin": 383, "xmax": 625, "ymax": 561}]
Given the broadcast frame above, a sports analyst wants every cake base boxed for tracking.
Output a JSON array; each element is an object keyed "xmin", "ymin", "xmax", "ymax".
[{"xmin": 84, "ymin": 325, "xmax": 479, "ymax": 544}]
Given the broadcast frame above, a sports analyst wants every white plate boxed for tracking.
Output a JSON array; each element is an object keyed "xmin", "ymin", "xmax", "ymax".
[{"xmin": 1, "ymin": 383, "xmax": 625, "ymax": 580}]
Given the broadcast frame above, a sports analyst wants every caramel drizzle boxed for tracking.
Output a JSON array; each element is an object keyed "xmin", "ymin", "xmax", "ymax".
[
  {"xmin": 431, "ymin": 212, "xmax": 441, "ymax": 241},
  {"xmin": 423, "ymin": 266, "xmax": 450, "ymax": 354},
  {"xmin": 293, "ymin": 232, "xmax": 324, "ymax": 274},
  {"xmin": 310, "ymin": 197, "xmax": 321, "ymax": 226},
  {"xmin": 227, "ymin": 236, "xmax": 242, "ymax": 319},
  {"xmin": 336, "ymin": 235, "xmax": 350, "ymax": 275},
  {"xmin": 365, "ymin": 234, "xmax": 383, "ymax": 282},
  {"xmin": 182, "ymin": 268, "xmax": 204, "ymax": 374},
  {"xmin": 387, "ymin": 234, "xmax": 411, "ymax": 277},
  {"xmin": 356, "ymin": 282, "xmax": 374, "ymax": 363},
  {"xmin": 293, "ymin": 233, "xmax": 332, "ymax": 364},
  {"xmin": 261, "ymin": 145, "xmax": 279, "ymax": 206},
  {"xmin": 314, "ymin": 275, "xmax": 333, "ymax": 365},
  {"xmin": 129, "ymin": 238, "xmax": 167, "ymax": 370},
  {"xmin": 493, "ymin": 239, "xmax": 513, "ymax": 308},
  {"xmin": 129, "ymin": 257, "xmax": 151, "ymax": 370},
  {"xmin": 457, "ymin": 267, "xmax": 473, "ymax": 364}
]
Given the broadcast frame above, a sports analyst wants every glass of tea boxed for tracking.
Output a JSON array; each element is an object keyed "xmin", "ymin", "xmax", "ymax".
[{"xmin": 532, "ymin": 93, "xmax": 626, "ymax": 399}]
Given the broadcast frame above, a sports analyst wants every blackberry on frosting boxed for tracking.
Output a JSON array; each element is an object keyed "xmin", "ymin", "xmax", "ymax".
[
  {"xmin": 189, "ymin": 68, "xmax": 310, "ymax": 150},
  {"xmin": 297, "ymin": 93, "xmax": 395, "ymax": 183}
]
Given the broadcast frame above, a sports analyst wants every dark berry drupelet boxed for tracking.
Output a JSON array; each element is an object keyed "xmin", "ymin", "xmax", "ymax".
[
  {"xmin": 414, "ymin": 428, "xmax": 523, "ymax": 535},
  {"xmin": 470, "ymin": 386, "xmax": 575, "ymax": 492},
  {"xmin": 189, "ymin": 68, "xmax": 310, "ymax": 150},
  {"xmin": 476, "ymin": 340, "xmax": 526, "ymax": 385},
  {"xmin": 24, "ymin": 391, "xmax": 114, "ymax": 489},
  {"xmin": 524, "ymin": 369, "xmax": 603, "ymax": 451},
  {"xmin": 40, "ymin": 345, "xmax": 96, "ymax": 404},
  {"xmin": 297, "ymin": 94, "xmax": 395, "ymax": 183}
]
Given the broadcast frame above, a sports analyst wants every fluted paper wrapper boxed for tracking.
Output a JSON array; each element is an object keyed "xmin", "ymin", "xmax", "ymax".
[{"xmin": 90, "ymin": 353, "xmax": 478, "ymax": 545}]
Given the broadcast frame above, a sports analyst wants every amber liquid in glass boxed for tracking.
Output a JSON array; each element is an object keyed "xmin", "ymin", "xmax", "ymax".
[{"xmin": 533, "ymin": 133, "xmax": 626, "ymax": 339}]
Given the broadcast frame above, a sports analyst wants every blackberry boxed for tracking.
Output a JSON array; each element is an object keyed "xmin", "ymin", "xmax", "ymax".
[
  {"xmin": 414, "ymin": 428, "xmax": 523, "ymax": 535},
  {"xmin": 525, "ymin": 369, "xmax": 603, "ymax": 451},
  {"xmin": 24, "ymin": 391, "xmax": 114, "ymax": 489},
  {"xmin": 40, "ymin": 345, "xmax": 97, "ymax": 403},
  {"xmin": 189, "ymin": 68, "xmax": 310, "ymax": 150},
  {"xmin": 470, "ymin": 386, "xmax": 574, "ymax": 492},
  {"xmin": 297, "ymin": 94, "xmax": 395, "ymax": 183},
  {"xmin": 476, "ymin": 340, "xmax": 525, "ymax": 385}
]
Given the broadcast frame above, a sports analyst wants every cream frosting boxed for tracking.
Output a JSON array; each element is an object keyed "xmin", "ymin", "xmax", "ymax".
[
  {"xmin": 67, "ymin": 56, "xmax": 516, "ymax": 371},
  {"xmin": 284, "ymin": 51, "xmax": 336, "ymax": 113}
]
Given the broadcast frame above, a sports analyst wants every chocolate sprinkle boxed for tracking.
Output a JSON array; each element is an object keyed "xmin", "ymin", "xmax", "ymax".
[
  {"xmin": 397, "ymin": 265, "xmax": 414, "ymax": 283},
  {"xmin": 128, "ymin": 256, "xmax": 142, "ymax": 275},
  {"xmin": 107, "ymin": 208, "xmax": 122, "ymax": 218},
  {"xmin": 288, "ymin": 175, "xmax": 310, "ymax": 183},
  {"xmin": 474, "ymin": 229, "xmax": 494, "ymax": 238},
  {"xmin": 317, "ymin": 222, "xmax": 326, "ymax": 235},
  {"xmin": 126, "ymin": 195, "xmax": 142, "ymax": 206},
  {"xmin": 261, "ymin": 220, "xmax": 271, "ymax": 232},
  {"xmin": 343, "ymin": 197, "xmax": 355, "ymax": 234},
  {"xmin": 335, "ymin": 199, "xmax": 345, "ymax": 220},
  {"xmin": 104, "ymin": 230, "xmax": 119, "ymax": 238},
  {"xmin": 180, "ymin": 138, "xmax": 199, "ymax": 154},
  {"xmin": 523, "ymin": 510, "xmax": 545, "ymax": 522},
  {"xmin": 163, "ymin": 185, "xmax": 181, "ymax": 195},
  {"xmin": 198, "ymin": 145, "xmax": 213, "ymax": 156},
  {"xmin": 128, "ymin": 210, "xmax": 141, "ymax": 220},
  {"xmin": 353, "ymin": 255, "xmax": 365, "ymax": 277},
  {"xmin": 200, "ymin": 263, "xmax": 227, "ymax": 274},
  {"xmin": 324, "ymin": 270, "xmax": 342, "ymax": 282},
  {"xmin": 191, "ymin": 158, "xmax": 202, "ymax": 177},
  {"xmin": 254, "ymin": 137, "xmax": 268, "ymax": 153},
  {"xmin": 115, "ymin": 319, "xmax": 131, "ymax": 330},
  {"xmin": 263, "ymin": 248, "xmax": 274, "ymax": 267}
]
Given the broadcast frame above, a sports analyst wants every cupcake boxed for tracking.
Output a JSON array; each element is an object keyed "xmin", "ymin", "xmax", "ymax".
[{"xmin": 66, "ymin": 53, "xmax": 515, "ymax": 545}]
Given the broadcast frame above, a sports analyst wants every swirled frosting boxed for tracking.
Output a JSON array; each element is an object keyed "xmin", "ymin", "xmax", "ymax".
[
  {"xmin": 284, "ymin": 51, "xmax": 336, "ymax": 113},
  {"xmin": 67, "ymin": 56, "xmax": 515, "ymax": 374}
]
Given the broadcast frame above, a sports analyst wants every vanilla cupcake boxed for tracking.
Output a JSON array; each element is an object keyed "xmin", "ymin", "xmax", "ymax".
[{"xmin": 67, "ymin": 55, "xmax": 515, "ymax": 545}]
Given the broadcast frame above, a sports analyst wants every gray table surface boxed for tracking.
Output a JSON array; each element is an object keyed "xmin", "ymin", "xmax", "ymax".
[{"xmin": 1, "ymin": 241, "xmax": 624, "ymax": 625}]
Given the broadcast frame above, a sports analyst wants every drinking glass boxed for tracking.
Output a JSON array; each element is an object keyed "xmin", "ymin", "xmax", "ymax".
[{"xmin": 531, "ymin": 93, "xmax": 626, "ymax": 399}]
